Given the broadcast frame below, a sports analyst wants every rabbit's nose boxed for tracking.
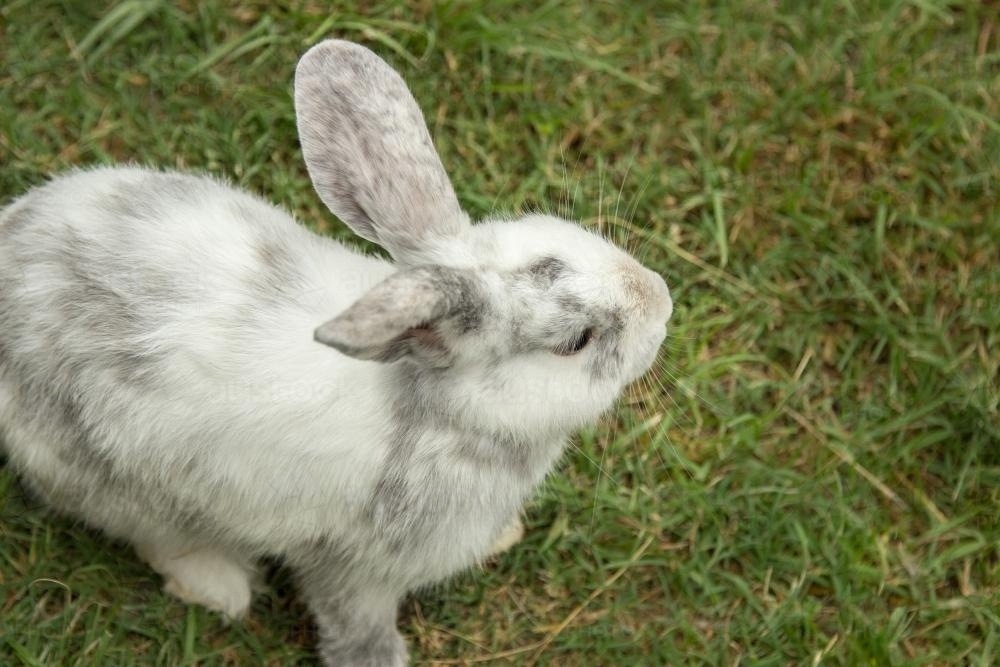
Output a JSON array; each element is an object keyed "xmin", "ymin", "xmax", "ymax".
[
  {"xmin": 620, "ymin": 262, "xmax": 672, "ymax": 323},
  {"xmin": 649, "ymin": 270, "xmax": 673, "ymax": 324}
]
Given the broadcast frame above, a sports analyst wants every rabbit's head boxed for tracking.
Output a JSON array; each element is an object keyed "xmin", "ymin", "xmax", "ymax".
[{"xmin": 297, "ymin": 41, "xmax": 671, "ymax": 438}]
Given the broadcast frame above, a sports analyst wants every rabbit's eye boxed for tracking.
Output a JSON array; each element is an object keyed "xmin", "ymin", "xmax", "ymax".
[{"xmin": 555, "ymin": 327, "xmax": 593, "ymax": 356}]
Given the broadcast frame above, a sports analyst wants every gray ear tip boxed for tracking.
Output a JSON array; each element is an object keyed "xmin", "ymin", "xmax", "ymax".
[
  {"xmin": 313, "ymin": 321, "xmax": 342, "ymax": 347},
  {"xmin": 314, "ymin": 321, "xmax": 381, "ymax": 361}
]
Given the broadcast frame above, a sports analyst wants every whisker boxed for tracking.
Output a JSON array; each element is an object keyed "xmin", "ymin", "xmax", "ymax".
[
  {"xmin": 567, "ymin": 441, "xmax": 615, "ymax": 483},
  {"xmin": 657, "ymin": 362, "xmax": 730, "ymax": 418},
  {"xmin": 613, "ymin": 156, "xmax": 635, "ymax": 242},
  {"xmin": 558, "ymin": 144, "xmax": 587, "ymax": 221},
  {"xmin": 488, "ymin": 173, "xmax": 513, "ymax": 219},
  {"xmin": 587, "ymin": 438, "xmax": 613, "ymax": 537}
]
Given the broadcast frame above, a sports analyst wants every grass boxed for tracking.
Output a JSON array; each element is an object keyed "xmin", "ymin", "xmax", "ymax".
[{"xmin": 1, "ymin": 0, "xmax": 998, "ymax": 665}]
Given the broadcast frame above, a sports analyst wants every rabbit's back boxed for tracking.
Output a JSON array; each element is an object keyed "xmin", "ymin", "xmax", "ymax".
[
  {"xmin": 0, "ymin": 167, "xmax": 394, "ymax": 547},
  {"xmin": 2, "ymin": 169, "xmax": 279, "ymax": 381}
]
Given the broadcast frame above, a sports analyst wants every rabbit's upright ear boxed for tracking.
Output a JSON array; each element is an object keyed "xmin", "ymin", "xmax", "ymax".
[{"xmin": 295, "ymin": 40, "xmax": 468, "ymax": 263}]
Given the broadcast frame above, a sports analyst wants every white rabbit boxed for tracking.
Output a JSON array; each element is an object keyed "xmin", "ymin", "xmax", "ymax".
[{"xmin": 0, "ymin": 40, "xmax": 672, "ymax": 666}]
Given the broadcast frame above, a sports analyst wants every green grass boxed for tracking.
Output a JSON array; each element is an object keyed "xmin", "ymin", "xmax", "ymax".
[{"xmin": 1, "ymin": 0, "xmax": 998, "ymax": 665}]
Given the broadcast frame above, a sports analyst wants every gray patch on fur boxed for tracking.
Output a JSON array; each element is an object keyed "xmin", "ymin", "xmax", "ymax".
[
  {"xmin": 425, "ymin": 266, "xmax": 484, "ymax": 334},
  {"xmin": 586, "ymin": 309, "xmax": 626, "ymax": 381},
  {"xmin": 555, "ymin": 292, "xmax": 586, "ymax": 315},
  {"xmin": 256, "ymin": 239, "xmax": 292, "ymax": 274},
  {"xmin": 53, "ymin": 229, "xmax": 168, "ymax": 387},
  {"xmin": 106, "ymin": 173, "xmax": 212, "ymax": 224},
  {"xmin": 524, "ymin": 256, "xmax": 568, "ymax": 286},
  {"xmin": 453, "ymin": 430, "xmax": 532, "ymax": 476},
  {"xmin": 106, "ymin": 191, "xmax": 154, "ymax": 223},
  {"xmin": 0, "ymin": 203, "xmax": 37, "ymax": 238},
  {"xmin": 362, "ymin": 365, "xmax": 426, "ymax": 550},
  {"xmin": 362, "ymin": 362, "xmax": 541, "ymax": 559},
  {"xmin": 0, "ymin": 350, "xmax": 214, "ymax": 537},
  {"xmin": 231, "ymin": 202, "xmax": 305, "ymax": 302}
]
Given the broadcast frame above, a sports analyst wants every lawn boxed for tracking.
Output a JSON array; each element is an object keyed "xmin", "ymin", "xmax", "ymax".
[{"xmin": 1, "ymin": 1, "xmax": 998, "ymax": 665}]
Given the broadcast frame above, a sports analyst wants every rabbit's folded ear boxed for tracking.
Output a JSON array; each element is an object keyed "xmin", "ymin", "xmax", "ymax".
[
  {"xmin": 295, "ymin": 40, "xmax": 468, "ymax": 263},
  {"xmin": 314, "ymin": 267, "xmax": 480, "ymax": 368}
]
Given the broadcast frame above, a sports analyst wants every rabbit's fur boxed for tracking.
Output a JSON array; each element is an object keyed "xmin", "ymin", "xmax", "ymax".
[{"xmin": 0, "ymin": 41, "xmax": 672, "ymax": 666}]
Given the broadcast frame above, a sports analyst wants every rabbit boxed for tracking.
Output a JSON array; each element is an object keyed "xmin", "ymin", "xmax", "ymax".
[{"xmin": 0, "ymin": 39, "xmax": 672, "ymax": 666}]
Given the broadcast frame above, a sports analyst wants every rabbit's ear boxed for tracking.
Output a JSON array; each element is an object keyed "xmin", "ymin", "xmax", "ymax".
[
  {"xmin": 295, "ymin": 40, "xmax": 468, "ymax": 262},
  {"xmin": 314, "ymin": 267, "xmax": 480, "ymax": 368}
]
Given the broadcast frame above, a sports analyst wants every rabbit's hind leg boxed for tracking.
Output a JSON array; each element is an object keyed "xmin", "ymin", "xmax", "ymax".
[{"xmin": 135, "ymin": 539, "xmax": 260, "ymax": 620}]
